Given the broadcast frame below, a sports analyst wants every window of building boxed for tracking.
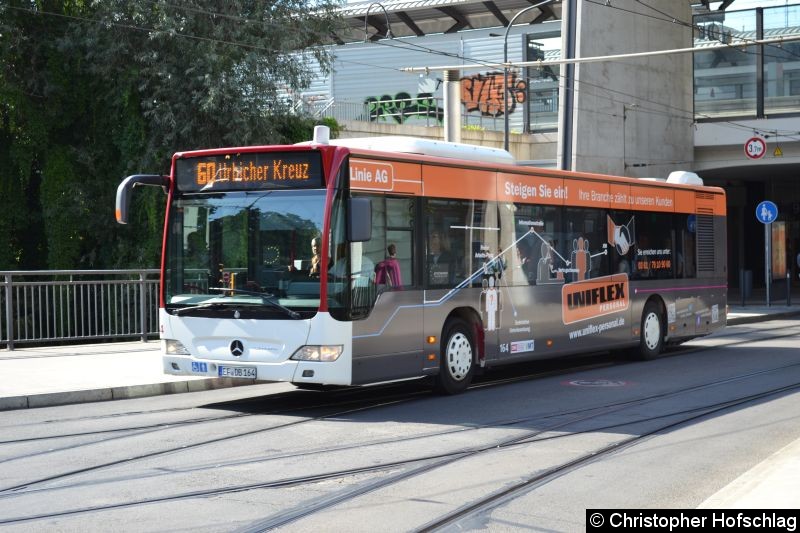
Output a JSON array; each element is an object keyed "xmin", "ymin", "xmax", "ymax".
[
  {"xmin": 694, "ymin": 4, "xmax": 800, "ymax": 120},
  {"xmin": 525, "ymin": 33, "xmax": 561, "ymax": 132}
]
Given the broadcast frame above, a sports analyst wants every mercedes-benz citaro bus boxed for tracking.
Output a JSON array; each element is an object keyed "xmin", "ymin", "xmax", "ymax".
[{"xmin": 116, "ymin": 126, "xmax": 726, "ymax": 394}]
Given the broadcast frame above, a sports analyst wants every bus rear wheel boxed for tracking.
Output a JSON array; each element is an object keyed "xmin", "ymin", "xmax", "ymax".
[
  {"xmin": 434, "ymin": 319, "xmax": 475, "ymax": 395},
  {"xmin": 637, "ymin": 301, "xmax": 665, "ymax": 360}
]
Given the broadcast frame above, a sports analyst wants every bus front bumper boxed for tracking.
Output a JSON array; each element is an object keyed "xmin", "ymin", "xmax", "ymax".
[{"xmin": 163, "ymin": 355, "xmax": 351, "ymax": 385}]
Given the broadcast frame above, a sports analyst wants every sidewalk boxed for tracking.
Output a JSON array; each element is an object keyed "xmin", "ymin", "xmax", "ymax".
[{"xmin": 0, "ymin": 342, "xmax": 254, "ymax": 411}]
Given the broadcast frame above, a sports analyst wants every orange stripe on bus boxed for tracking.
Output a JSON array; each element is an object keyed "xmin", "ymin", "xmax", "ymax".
[
  {"xmin": 423, "ymin": 166, "xmax": 496, "ymax": 201},
  {"xmin": 346, "ymin": 154, "xmax": 726, "ymax": 216},
  {"xmin": 350, "ymin": 159, "xmax": 422, "ymax": 195},
  {"xmin": 629, "ymin": 185, "xmax": 675, "ymax": 212},
  {"xmin": 497, "ymin": 173, "xmax": 564, "ymax": 205},
  {"xmin": 565, "ymin": 180, "xmax": 612, "ymax": 208}
]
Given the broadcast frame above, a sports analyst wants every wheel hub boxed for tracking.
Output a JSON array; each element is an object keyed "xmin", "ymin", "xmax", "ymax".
[
  {"xmin": 446, "ymin": 332, "xmax": 472, "ymax": 381},
  {"xmin": 643, "ymin": 312, "xmax": 661, "ymax": 350}
]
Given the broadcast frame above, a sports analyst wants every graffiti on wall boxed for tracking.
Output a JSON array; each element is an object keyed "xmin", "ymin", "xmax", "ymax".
[
  {"xmin": 461, "ymin": 71, "xmax": 527, "ymax": 117},
  {"xmin": 365, "ymin": 92, "xmax": 444, "ymax": 123},
  {"xmin": 364, "ymin": 72, "xmax": 528, "ymax": 124}
]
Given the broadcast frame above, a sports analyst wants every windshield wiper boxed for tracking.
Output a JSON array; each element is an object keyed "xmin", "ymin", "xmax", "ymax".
[
  {"xmin": 173, "ymin": 302, "xmax": 235, "ymax": 316},
  {"xmin": 207, "ymin": 287, "xmax": 301, "ymax": 319}
]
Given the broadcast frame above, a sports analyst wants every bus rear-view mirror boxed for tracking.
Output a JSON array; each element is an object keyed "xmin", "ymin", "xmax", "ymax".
[
  {"xmin": 115, "ymin": 174, "xmax": 170, "ymax": 224},
  {"xmin": 347, "ymin": 197, "xmax": 372, "ymax": 242}
]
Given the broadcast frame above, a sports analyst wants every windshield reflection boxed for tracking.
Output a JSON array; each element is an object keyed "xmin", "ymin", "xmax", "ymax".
[{"xmin": 165, "ymin": 190, "xmax": 327, "ymax": 316}]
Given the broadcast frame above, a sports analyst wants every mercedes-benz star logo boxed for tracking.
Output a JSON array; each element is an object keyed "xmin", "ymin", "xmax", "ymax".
[{"xmin": 230, "ymin": 340, "xmax": 244, "ymax": 357}]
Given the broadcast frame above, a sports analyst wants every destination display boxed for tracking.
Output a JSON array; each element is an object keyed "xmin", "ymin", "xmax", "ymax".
[{"xmin": 175, "ymin": 151, "xmax": 323, "ymax": 192}]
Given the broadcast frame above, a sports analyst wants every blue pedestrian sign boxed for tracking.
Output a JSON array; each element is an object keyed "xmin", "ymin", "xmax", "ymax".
[{"xmin": 756, "ymin": 201, "xmax": 778, "ymax": 224}]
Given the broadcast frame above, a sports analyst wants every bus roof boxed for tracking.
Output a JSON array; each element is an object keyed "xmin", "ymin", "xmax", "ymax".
[
  {"xmin": 308, "ymin": 127, "xmax": 709, "ymax": 190},
  {"xmin": 307, "ymin": 126, "xmax": 515, "ymax": 165}
]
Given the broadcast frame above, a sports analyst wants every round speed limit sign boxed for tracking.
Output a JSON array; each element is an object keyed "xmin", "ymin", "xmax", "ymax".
[{"xmin": 744, "ymin": 137, "xmax": 766, "ymax": 159}]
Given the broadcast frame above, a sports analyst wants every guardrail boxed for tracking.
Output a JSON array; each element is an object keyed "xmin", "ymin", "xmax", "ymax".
[{"xmin": 1, "ymin": 270, "xmax": 160, "ymax": 350}]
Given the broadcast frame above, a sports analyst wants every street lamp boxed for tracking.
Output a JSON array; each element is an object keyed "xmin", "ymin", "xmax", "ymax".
[
  {"xmin": 363, "ymin": 3, "xmax": 393, "ymax": 41},
  {"xmin": 500, "ymin": 0, "xmax": 559, "ymax": 152}
]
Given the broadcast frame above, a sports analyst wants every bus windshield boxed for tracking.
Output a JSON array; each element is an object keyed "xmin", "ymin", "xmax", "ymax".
[{"xmin": 164, "ymin": 189, "xmax": 329, "ymax": 317}]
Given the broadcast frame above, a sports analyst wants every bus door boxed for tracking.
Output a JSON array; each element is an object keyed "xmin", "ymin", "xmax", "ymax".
[{"xmin": 349, "ymin": 195, "xmax": 424, "ymax": 385}]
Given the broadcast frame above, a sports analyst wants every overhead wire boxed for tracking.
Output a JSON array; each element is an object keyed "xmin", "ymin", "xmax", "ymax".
[{"xmin": 356, "ymin": 1, "xmax": 800, "ymax": 140}]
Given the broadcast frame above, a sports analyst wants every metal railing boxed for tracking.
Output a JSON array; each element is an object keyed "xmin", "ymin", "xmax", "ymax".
[{"xmin": 1, "ymin": 269, "xmax": 160, "ymax": 350}]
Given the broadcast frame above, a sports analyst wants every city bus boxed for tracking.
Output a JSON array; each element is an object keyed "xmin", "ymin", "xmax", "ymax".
[{"xmin": 116, "ymin": 126, "xmax": 727, "ymax": 394}]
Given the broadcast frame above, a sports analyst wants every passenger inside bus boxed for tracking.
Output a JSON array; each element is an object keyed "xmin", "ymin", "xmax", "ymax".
[
  {"xmin": 375, "ymin": 243, "xmax": 403, "ymax": 288},
  {"xmin": 308, "ymin": 236, "xmax": 322, "ymax": 278}
]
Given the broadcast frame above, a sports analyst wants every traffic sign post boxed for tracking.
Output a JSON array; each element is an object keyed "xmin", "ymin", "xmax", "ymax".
[{"xmin": 756, "ymin": 201, "xmax": 779, "ymax": 306}]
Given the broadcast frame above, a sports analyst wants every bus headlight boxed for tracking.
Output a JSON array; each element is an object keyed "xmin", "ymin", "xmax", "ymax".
[
  {"xmin": 290, "ymin": 345, "xmax": 343, "ymax": 362},
  {"xmin": 164, "ymin": 339, "xmax": 190, "ymax": 355}
]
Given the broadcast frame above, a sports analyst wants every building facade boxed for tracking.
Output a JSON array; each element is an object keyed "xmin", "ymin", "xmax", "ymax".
[{"xmin": 297, "ymin": 0, "xmax": 800, "ymax": 296}]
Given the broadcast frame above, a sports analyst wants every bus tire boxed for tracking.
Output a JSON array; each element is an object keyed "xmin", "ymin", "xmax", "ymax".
[
  {"xmin": 434, "ymin": 319, "xmax": 476, "ymax": 395},
  {"xmin": 637, "ymin": 300, "xmax": 665, "ymax": 360}
]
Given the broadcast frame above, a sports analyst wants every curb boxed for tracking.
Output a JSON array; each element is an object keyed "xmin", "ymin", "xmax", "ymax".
[{"xmin": 0, "ymin": 377, "xmax": 256, "ymax": 411}]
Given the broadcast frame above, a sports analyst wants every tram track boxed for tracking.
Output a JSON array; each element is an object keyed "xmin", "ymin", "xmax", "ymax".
[
  {"xmin": 0, "ymin": 322, "xmax": 797, "ymax": 528},
  {"xmin": 2, "ymin": 353, "xmax": 799, "ymax": 527},
  {"xmin": 18, "ymin": 354, "xmax": 800, "ymax": 488},
  {"xmin": 416, "ymin": 382, "xmax": 800, "ymax": 532},
  {"xmin": 0, "ymin": 380, "xmax": 440, "ymax": 465},
  {"xmin": 0, "ymin": 388, "xmax": 433, "ymax": 494},
  {"xmin": 235, "ymin": 373, "xmax": 800, "ymax": 531},
  {"xmin": 2, "ymin": 377, "xmax": 797, "ymax": 528},
  {"xmin": 0, "ymin": 353, "xmax": 619, "ymax": 483}
]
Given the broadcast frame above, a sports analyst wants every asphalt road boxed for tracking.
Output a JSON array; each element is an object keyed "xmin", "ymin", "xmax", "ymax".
[{"xmin": 1, "ymin": 319, "xmax": 799, "ymax": 532}]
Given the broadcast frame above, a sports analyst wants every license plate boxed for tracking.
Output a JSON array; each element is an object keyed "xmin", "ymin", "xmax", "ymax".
[{"xmin": 218, "ymin": 365, "xmax": 256, "ymax": 379}]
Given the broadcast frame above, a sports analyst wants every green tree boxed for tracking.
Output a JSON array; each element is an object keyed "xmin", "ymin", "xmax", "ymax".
[{"xmin": 0, "ymin": 0, "xmax": 343, "ymax": 269}]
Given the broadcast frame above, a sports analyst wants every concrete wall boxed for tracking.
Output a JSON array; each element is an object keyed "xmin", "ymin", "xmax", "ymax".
[
  {"xmin": 694, "ymin": 117, "xmax": 800, "ymax": 173},
  {"xmin": 561, "ymin": 0, "xmax": 694, "ymax": 178}
]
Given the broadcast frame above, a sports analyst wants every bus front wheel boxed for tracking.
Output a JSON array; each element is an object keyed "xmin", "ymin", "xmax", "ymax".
[
  {"xmin": 638, "ymin": 301, "xmax": 665, "ymax": 360},
  {"xmin": 434, "ymin": 319, "xmax": 475, "ymax": 395}
]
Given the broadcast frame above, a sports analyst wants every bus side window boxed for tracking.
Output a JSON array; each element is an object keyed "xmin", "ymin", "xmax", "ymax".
[
  {"xmin": 384, "ymin": 197, "xmax": 415, "ymax": 289},
  {"xmin": 357, "ymin": 194, "xmax": 415, "ymax": 290}
]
